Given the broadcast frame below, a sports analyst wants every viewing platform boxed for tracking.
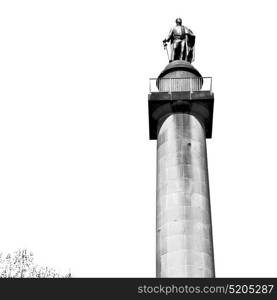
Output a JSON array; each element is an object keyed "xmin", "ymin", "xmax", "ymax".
[
  {"xmin": 148, "ymin": 76, "xmax": 214, "ymax": 140},
  {"xmin": 149, "ymin": 76, "xmax": 213, "ymax": 94}
]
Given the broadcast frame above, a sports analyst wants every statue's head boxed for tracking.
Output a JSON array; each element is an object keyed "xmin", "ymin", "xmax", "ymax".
[{"xmin": 175, "ymin": 18, "xmax": 182, "ymax": 25}]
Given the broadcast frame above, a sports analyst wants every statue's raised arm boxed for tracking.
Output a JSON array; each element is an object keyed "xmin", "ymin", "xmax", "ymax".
[{"xmin": 163, "ymin": 18, "xmax": 195, "ymax": 63}]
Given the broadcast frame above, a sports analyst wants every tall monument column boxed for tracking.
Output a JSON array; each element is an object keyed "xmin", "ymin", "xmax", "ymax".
[
  {"xmin": 157, "ymin": 113, "xmax": 214, "ymax": 277},
  {"xmin": 148, "ymin": 20, "xmax": 215, "ymax": 278}
]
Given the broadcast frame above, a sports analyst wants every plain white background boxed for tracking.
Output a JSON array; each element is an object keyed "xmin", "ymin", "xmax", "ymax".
[{"xmin": 0, "ymin": 0, "xmax": 277, "ymax": 277}]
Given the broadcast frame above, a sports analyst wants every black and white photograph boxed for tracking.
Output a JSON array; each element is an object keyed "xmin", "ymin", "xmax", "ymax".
[{"xmin": 0, "ymin": 0, "xmax": 277, "ymax": 298}]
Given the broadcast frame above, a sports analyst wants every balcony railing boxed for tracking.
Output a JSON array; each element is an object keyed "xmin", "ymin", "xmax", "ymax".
[{"xmin": 149, "ymin": 77, "xmax": 212, "ymax": 94}]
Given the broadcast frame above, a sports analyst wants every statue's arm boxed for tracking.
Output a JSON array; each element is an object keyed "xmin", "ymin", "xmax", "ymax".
[{"xmin": 163, "ymin": 28, "xmax": 173, "ymax": 43}]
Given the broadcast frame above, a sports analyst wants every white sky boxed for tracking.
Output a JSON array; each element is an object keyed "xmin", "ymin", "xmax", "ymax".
[{"xmin": 1, "ymin": 0, "xmax": 277, "ymax": 277}]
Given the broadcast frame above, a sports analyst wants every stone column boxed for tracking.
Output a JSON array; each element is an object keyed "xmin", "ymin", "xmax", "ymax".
[{"xmin": 156, "ymin": 113, "xmax": 215, "ymax": 277}]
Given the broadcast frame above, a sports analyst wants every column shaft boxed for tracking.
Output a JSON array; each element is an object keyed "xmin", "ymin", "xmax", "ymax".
[{"xmin": 156, "ymin": 113, "xmax": 215, "ymax": 277}]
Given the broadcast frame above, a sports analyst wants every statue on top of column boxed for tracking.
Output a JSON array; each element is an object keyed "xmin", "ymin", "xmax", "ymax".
[{"xmin": 163, "ymin": 18, "xmax": 195, "ymax": 63}]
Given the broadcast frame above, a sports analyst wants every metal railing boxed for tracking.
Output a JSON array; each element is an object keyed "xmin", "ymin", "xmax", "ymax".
[{"xmin": 149, "ymin": 77, "xmax": 212, "ymax": 94}]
